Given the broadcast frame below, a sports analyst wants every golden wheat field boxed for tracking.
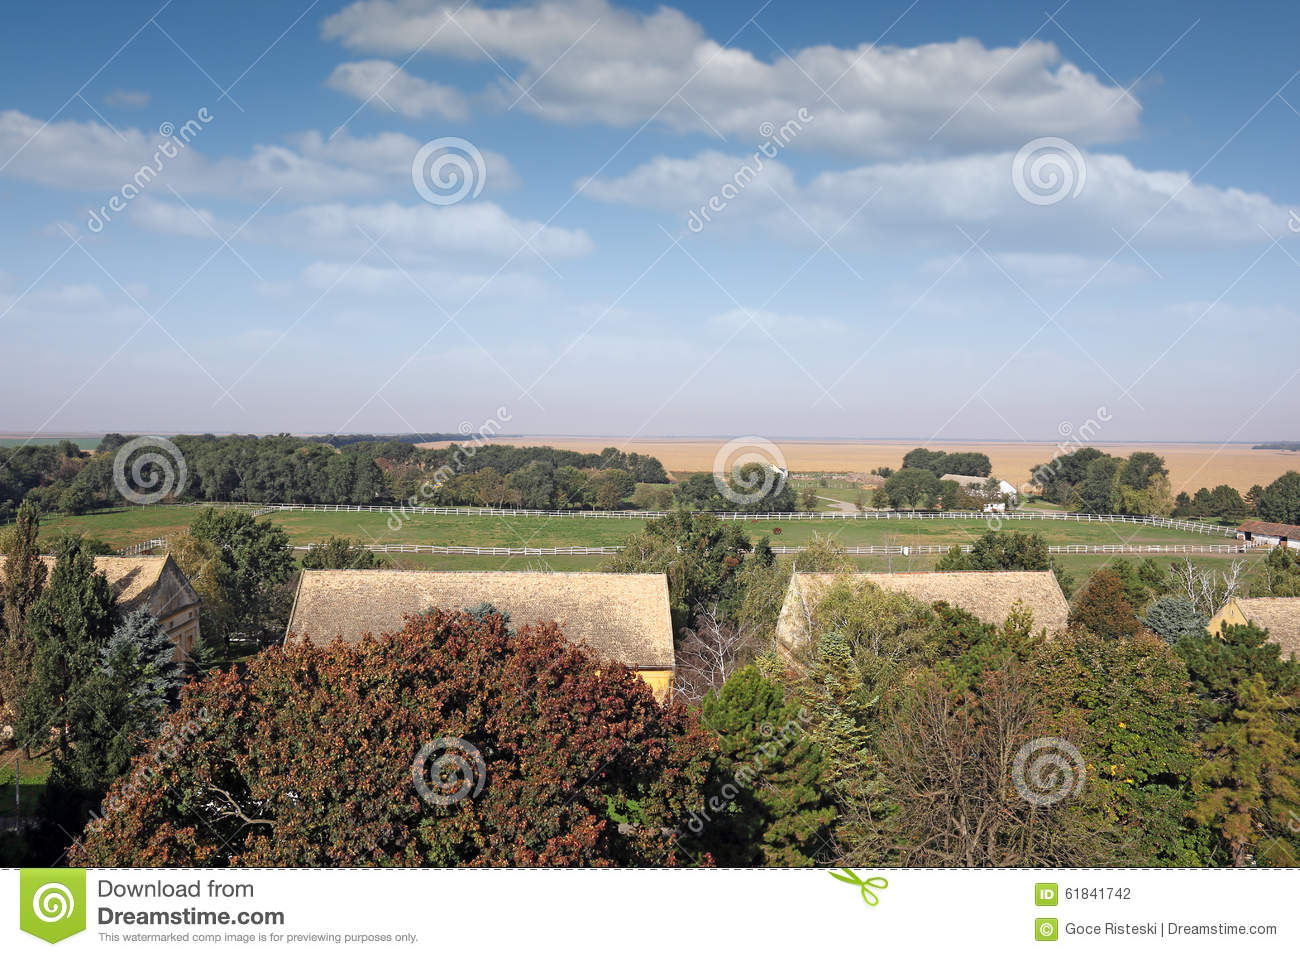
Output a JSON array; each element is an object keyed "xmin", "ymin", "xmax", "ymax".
[{"xmin": 417, "ymin": 436, "xmax": 1299, "ymax": 495}]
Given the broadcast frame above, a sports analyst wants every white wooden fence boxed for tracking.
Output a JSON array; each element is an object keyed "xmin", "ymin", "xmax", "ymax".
[
  {"xmin": 148, "ymin": 502, "xmax": 1236, "ymax": 537},
  {"xmin": 120, "ymin": 539, "xmax": 1250, "ymax": 559}
]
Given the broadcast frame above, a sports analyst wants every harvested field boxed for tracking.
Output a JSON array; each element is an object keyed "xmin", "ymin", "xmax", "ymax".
[{"xmin": 417, "ymin": 437, "xmax": 1298, "ymax": 494}]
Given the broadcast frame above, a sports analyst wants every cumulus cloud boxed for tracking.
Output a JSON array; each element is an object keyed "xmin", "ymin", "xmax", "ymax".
[
  {"xmin": 271, "ymin": 201, "xmax": 593, "ymax": 261},
  {"xmin": 321, "ymin": 0, "xmax": 1140, "ymax": 156},
  {"xmin": 129, "ymin": 197, "xmax": 593, "ymax": 264},
  {"xmin": 584, "ymin": 148, "xmax": 1297, "ymax": 248},
  {"xmin": 0, "ymin": 111, "xmax": 518, "ymax": 200},
  {"xmin": 327, "ymin": 60, "xmax": 468, "ymax": 119}
]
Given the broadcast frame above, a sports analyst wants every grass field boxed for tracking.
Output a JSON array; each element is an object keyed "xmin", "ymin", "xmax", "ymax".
[
  {"xmin": 34, "ymin": 505, "xmax": 1230, "ymax": 551},
  {"xmin": 0, "ymin": 749, "xmax": 50, "ymax": 820}
]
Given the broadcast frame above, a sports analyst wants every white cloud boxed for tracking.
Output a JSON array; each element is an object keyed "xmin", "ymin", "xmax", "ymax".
[
  {"xmin": 322, "ymin": 0, "xmax": 1140, "ymax": 157},
  {"xmin": 584, "ymin": 148, "xmax": 1297, "ymax": 248},
  {"xmin": 290, "ymin": 261, "xmax": 550, "ymax": 302},
  {"xmin": 129, "ymin": 196, "xmax": 221, "ymax": 238},
  {"xmin": 327, "ymin": 60, "xmax": 468, "ymax": 119},
  {"xmin": 270, "ymin": 201, "xmax": 593, "ymax": 261},
  {"xmin": 104, "ymin": 89, "xmax": 150, "ymax": 109},
  {"xmin": 289, "ymin": 129, "xmax": 520, "ymax": 190},
  {"xmin": 123, "ymin": 196, "xmax": 592, "ymax": 263},
  {"xmin": 0, "ymin": 111, "xmax": 518, "ymax": 200}
]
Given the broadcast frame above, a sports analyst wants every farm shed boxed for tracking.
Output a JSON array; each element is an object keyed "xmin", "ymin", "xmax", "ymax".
[
  {"xmin": 0, "ymin": 554, "xmax": 201, "ymax": 661},
  {"xmin": 1209, "ymin": 597, "xmax": 1300, "ymax": 660},
  {"xmin": 1237, "ymin": 520, "xmax": 1300, "ymax": 551},
  {"xmin": 775, "ymin": 570, "xmax": 1071, "ymax": 655},
  {"xmin": 285, "ymin": 570, "xmax": 676, "ymax": 701},
  {"xmin": 940, "ymin": 474, "xmax": 1020, "ymax": 500}
]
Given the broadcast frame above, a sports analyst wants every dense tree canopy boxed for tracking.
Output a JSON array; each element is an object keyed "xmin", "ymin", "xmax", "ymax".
[
  {"xmin": 900, "ymin": 448, "xmax": 992, "ymax": 477},
  {"xmin": 71, "ymin": 610, "xmax": 716, "ymax": 867},
  {"xmin": 1257, "ymin": 471, "xmax": 1300, "ymax": 526},
  {"xmin": 0, "ymin": 434, "xmax": 669, "ymax": 516}
]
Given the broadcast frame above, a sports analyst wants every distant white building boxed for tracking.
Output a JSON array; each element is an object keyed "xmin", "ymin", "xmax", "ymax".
[{"xmin": 941, "ymin": 474, "xmax": 1019, "ymax": 503}]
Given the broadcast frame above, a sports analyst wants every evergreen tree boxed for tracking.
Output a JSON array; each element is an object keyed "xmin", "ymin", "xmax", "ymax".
[
  {"xmin": 1189, "ymin": 675, "xmax": 1300, "ymax": 866},
  {"xmin": 1176, "ymin": 624, "xmax": 1300, "ymax": 722},
  {"xmin": 46, "ymin": 611, "xmax": 182, "ymax": 832},
  {"xmin": 700, "ymin": 666, "xmax": 834, "ymax": 866},
  {"xmin": 798, "ymin": 631, "xmax": 883, "ymax": 861},
  {"xmin": 0, "ymin": 501, "xmax": 47, "ymax": 718},
  {"xmin": 15, "ymin": 536, "xmax": 116, "ymax": 751},
  {"xmin": 1142, "ymin": 595, "xmax": 1207, "ymax": 644}
]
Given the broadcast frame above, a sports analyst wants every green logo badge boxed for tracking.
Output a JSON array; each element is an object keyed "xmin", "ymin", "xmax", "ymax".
[
  {"xmin": 19, "ymin": 869, "xmax": 86, "ymax": 943},
  {"xmin": 828, "ymin": 868, "xmax": 888, "ymax": 907},
  {"xmin": 1035, "ymin": 882, "xmax": 1058, "ymax": 906},
  {"xmin": 1035, "ymin": 917, "xmax": 1059, "ymax": 941}
]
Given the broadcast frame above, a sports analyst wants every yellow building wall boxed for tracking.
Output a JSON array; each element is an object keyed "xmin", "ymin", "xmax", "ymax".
[
  {"xmin": 159, "ymin": 605, "xmax": 201, "ymax": 663},
  {"xmin": 636, "ymin": 668, "xmax": 674, "ymax": 703},
  {"xmin": 1208, "ymin": 601, "xmax": 1248, "ymax": 636}
]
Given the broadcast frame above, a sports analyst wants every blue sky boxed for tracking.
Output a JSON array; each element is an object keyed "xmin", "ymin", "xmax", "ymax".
[{"xmin": 1, "ymin": 0, "xmax": 1297, "ymax": 441}]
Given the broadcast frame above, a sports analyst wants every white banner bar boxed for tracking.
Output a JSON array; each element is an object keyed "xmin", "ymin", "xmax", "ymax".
[{"xmin": 4, "ymin": 868, "xmax": 1296, "ymax": 955}]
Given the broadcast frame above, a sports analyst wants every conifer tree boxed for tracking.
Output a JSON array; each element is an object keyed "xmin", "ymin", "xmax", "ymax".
[
  {"xmin": 16, "ymin": 536, "xmax": 116, "ymax": 750},
  {"xmin": 1190, "ymin": 675, "xmax": 1300, "ymax": 866},
  {"xmin": 0, "ymin": 502, "xmax": 47, "ymax": 720},
  {"xmin": 700, "ymin": 666, "xmax": 833, "ymax": 865}
]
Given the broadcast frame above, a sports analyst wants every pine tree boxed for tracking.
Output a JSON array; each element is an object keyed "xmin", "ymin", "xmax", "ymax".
[
  {"xmin": 799, "ymin": 631, "xmax": 883, "ymax": 861},
  {"xmin": 1190, "ymin": 675, "xmax": 1300, "ymax": 866},
  {"xmin": 0, "ymin": 502, "xmax": 47, "ymax": 720},
  {"xmin": 1177, "ymin": 624, "xmax": 1300, "ymax": 722},
  {"xmin": 700, "ymin": 666, "xmax": 834, "ymax": 866}
]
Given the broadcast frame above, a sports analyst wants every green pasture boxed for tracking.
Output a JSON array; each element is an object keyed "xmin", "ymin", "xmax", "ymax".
[{"xmin": 31, "ymin": 505, "xmax": 1231, "ymax": 552}]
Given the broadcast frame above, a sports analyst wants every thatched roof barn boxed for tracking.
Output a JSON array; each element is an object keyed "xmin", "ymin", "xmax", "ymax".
[
  {"xmin": 1209, "ymin": 597, "xmax": 1300, "ymax": 660},
  {"xmin": 0, "ymin": 555, "xmax": 201, "ymax": 660},
  {"xmin": 775, "ymin": 570, "xmax": 1071, "ymax": 652},
  {"xmin": 285, "ymin": 570, "xmax": 676, "ymax": 700}
]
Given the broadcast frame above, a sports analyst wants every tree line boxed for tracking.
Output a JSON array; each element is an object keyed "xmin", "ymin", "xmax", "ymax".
[{"xmin": 0, "ymin": 435, "xmax": 671, "ymax": 520}]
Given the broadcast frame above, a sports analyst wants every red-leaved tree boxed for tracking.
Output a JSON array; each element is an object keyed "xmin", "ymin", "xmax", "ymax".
[{"xmin": 70, "ymin": 609, "xmax": 717, "ymax": 866}]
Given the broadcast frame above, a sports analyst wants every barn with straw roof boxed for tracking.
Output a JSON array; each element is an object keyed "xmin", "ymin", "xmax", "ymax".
[
  {"xmin": 1208, "ymin": 597, "xmax": 1300, "ymax": 660},
  {"xmin": 0, "ymin": 554, "xmax": 201, "ymax": 661},
  {"xmin": 775, "ymin": 570, "xmax": 1071, "ymax": 654},
  {"xmin": 285, "ymin": 570, "xmax": 676, "ymax": 701}
]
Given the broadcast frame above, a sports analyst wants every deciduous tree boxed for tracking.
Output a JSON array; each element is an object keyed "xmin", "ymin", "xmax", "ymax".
[{"xmin": 71, "ymin": 610, "xmax": 717, "ymax": 867}]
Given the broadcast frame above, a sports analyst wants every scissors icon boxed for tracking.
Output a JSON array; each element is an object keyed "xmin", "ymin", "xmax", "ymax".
[{"xmin": 829, "ymin": 868, "xmax": 889, "ymax": 906}]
